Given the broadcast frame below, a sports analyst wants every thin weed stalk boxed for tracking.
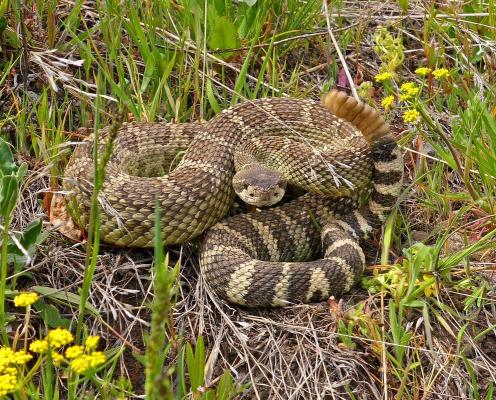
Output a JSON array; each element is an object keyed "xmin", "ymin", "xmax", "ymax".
[{"xmin": 75, "ymin": 92, "xmax": 125, "ymax": 344}]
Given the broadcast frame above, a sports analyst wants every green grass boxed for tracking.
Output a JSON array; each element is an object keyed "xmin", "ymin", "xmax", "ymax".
[{"xmin": 1, "ymin": 0, "xmax": 496, "ymax": 398}]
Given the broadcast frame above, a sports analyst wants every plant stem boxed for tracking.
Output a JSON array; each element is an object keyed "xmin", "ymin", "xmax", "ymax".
[
  {"xmin": 75, "ymin": 110, "xmax": 124, "ymax": 343},
  {"xmin": 0, "ymin": 216, "xmax": 10, "ymax": 344}
]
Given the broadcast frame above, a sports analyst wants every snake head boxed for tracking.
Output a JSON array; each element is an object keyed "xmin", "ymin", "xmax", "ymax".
[{"xmin": 232, "ymin": 167, "xmax": 287, "ymax": 207}]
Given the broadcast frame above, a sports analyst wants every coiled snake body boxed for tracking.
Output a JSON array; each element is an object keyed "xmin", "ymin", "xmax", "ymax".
[{"xmin": 64, "ymin": 91, "xmax": 403, "ymax": 307}]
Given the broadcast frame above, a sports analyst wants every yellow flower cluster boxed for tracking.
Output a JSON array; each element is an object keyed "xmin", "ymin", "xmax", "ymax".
[
  {"xmin": 69, "ymin": 351, "xmax": 106, "ymax": 374},
  {"xmin": 432, "ymin": 68, "xmax": 449, "ymax": 79},
  {"xmin": 65, "ymin": 345, "xmax": 84, "ymax": 359},
  {"xmin": 51, "ymin": 352, "xmax": 65, "ymax": 367},
  {"xmin": 0, "ymin": 348, "xmax": 33, "ymax": 369},
  {"xmin": 13, "ymin": 292, "xmax": 39, "ymax": 307},
  {"xmin": 29, "ymin": 339, "xmax": 49, "ymax": 353},
  {"xmin": 28, "ymin": 332, "xmax": 105, "ymax": 374},
  {"xmin": 85, "ymin": 336, "xmax": 100, "ymax": 350},
  {"xmin": 68, "ymin": 336, "xmax": 105, "ymax": 374},
  {"xmin": 399, "ymin": 82, "xmax": 420, "ymax": 101},
  {"xmin": 381, "ymin": 95, "xmax": 395, "ymax": 110},
  {"xmin": 415, "ymin": 67, "xmax": 432, "ymax": 77},
  {"xmin": 374, "ymin": 71, "xmax": 393, "ymax": 83},
  {"xmin": 47, "ymin": 328, "xmax": 74, "ymax": 348},
  {"xmin": 0, "ymin": 369, "xmax": 17, "ymax": 396},
  {"xmin": 403, "ymin": 109, "xmax": 420, "ymax": 124},
  {"xmin": 13, "ymin": 351, "xmax": 32, "ymax": 365},
  {"xmin": 0, "ymin": 331, "xmax": 106, "ymax": 395},
  {"xmin": 0, "ymin": 348, "xmax": 34, "ymax": 396}
]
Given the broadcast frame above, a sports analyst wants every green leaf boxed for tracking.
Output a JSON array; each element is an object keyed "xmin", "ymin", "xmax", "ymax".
[
  {"xmin": 208, "ymin": 16, "xmax": 238, "ymax": 59},
  {"xmin": 401, "ymin": 299, "xmax": 425, "ymax": 308},
  {"xmin": 0, "ymin": 0, "xmax": 8, "ymax": 18},
  {"xmin": 0, "ymin": 138, "xmax": 17, "ymax": 176},
  {"xmin": 132, "ymin": 351, "xmax": 147, "ymax": 367},
  {"xmin": 2, "ymin": 27, "xmax": 22, "ymax": 48},
  {"xmin": 0, "ymin": 17, "xmax": 7, "ymax": 33},
  {"xmin": 486, "ymin": 382, "xmax": 494, "ymax": 400},
  {"xmin": 19, "ymin": 219, "xmax": 46, "ymax": 252},
  {"xmin": 31, "ymin": 286, "xmax": 100, "ymax": 316},
  {"xmin": 7, "ymin": 219, "xmax": 48, "ymax": 266},
  {"xmin": 33, "ymin": 301, "xmax": 71, "ymax": 329},
  {"xmin": 216, "ymin": 370, "xmax": 236, "ymax": 400},
  {"xmin": 398, "ymin": 0, "xmax": 408, "ymax": 12},
  {"xmin": 186, "ymin": 337, "xmax": 205, "ymax": 393},
  {"xmin": 1, "ymin": 175, "xmax": 20, "ymax": 219},
  {"xmin": 206, "ymin": 78, "xmax": 221, "ymax": 114},
  {"xmin": 176, "ymin": 344, "xmax": 187, "ymax": 400}
]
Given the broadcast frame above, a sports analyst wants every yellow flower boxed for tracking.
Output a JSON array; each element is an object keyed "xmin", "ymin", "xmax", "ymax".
[
  {"xmin": 402, "ymin": 109, "xmax": 420, "ymax": 124},
  {"xmin": 415, "ymin": 67, "xmax": 432, "ymax": 76},
  {"xmin": 374, "ymin": 72, "xmax": 393, "ymax": 83},
  {"xmin": 70, "ymin": 355, "xmax": 91, "ymax": 374},
  {"xmin": 14, "ymin": 292, "xmax": 39, "ymax": 307},
  {"xmin": 89, "ymin": 351, "xmax": 106, "ymax": 368},
  {"xmin": 29, "ymin": 340, "xmax": 49, "ymax": 353},
  {"xmin": 65, "ymin": 346, "xmax": 84, "ymax": 359},
  {"xmin": 47, "ymin": 328, "xmax": 74, "ymax": 349},
  {"xmin": 0, "ymin": 369, "xmax": 17, "ymax": 396},
  {"xmin": 422, "ymin": 274, "xmax": 440, "ymax": 297},
  {"xmin": 381, "ymin": 95, "xmax": 395, "ymax": 110},
  {"xmin": 51, "ymin": 352, "xmax": 65, "ymax": 367},
  {"xmin": 432, "ymin": 68, "xmax": 449, "ymax": 79},
  {"xmin": 400, "ymin": 82, "xmax": 416, "ymax": 92},
  {"xmin": 399, "ymin": 82, "xmax": 420, "ymax": 101},
  {"xmin": 0, "ymin": 348, "xmax": 15, "ymax": 374},
  {"xmin": 13, "ymin": 350, "xmax": 32, "ymax": 365},
  {"xmin": 0, "ymin": 347, "xmax": 15, "ymax": 360},
  {"xmin": 85, "ymin": 336, "xmax": 100, "ymax": 351},
  {"xmin": 70, "ymin": 352, "xmax": 106, "ymax": 375}
]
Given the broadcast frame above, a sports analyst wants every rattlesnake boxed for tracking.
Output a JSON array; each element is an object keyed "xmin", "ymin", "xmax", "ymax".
[{"xmin": 63, "ymin": 90, "xmax": 403, "ymax": 307}]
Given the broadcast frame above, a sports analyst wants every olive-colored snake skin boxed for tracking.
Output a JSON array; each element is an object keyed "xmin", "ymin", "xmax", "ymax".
[{"xmin": 64, "ymin": 90, "xmax": 403, "ymax": 307}]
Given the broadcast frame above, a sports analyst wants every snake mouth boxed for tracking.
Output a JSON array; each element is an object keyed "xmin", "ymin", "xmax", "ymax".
[
  {"xmin": 233, "ymin": 168, "xmax": 287, "ymax": 207},
  {"xmin": 244, "ymin": 187, "xmax": 286, "ymax": 207}
]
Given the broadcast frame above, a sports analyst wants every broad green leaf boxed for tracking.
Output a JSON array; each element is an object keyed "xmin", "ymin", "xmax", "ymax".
[
  {"xmin": 186, "ymin": 336, "xmax": 205, "ymax": 393},
  {"xmin": 402, "ymin": 299, "xmax": 425, "ymax": 308},
  {"xmin": 31, "ymin": 286, "xmax": 100, "ymax": 316},
  {"xmin": 1, "ymin": 175, "xmax": 20, "ymax": 219},
  {"xmin": 208, "ymin": 16, "xmax": 238, "ymax": 59},
  {"xmin": 216, "ymin": 370, "xmax": 236, "ymax": 400},
  {"xmin": 0, "ymin": 138, "xmax": 17, "ymax": 176},
  {"xmin": 34, "ymin": 301, "xmax": 71, "ymax": 329},
  {"xmin": 7, "ymin": 219, "xmax": 47, "ymax": 266}
]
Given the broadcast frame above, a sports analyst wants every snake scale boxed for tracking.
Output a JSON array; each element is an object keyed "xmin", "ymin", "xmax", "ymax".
[{"xmin": 63, "ymin": 90, "xmax": 403, "ymax": 307}]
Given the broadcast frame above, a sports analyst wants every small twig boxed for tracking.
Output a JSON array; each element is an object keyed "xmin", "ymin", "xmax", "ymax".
[{"xmin": 322, "ymin": 0, "xmax": 358, "ymax": 100}]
